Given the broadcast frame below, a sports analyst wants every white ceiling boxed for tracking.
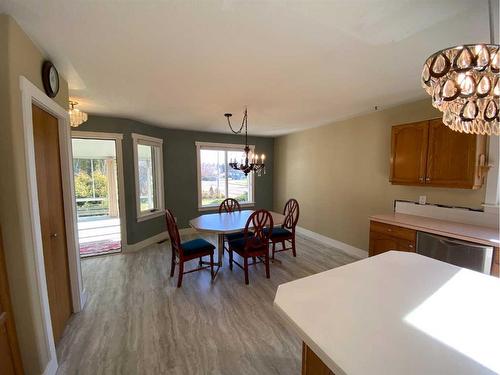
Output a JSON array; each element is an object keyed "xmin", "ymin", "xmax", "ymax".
[{"xmin": 0, "ymin": 0, "xmax": 491, "ymax": 136}]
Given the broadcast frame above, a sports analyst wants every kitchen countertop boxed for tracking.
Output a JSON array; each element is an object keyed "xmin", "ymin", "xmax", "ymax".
[
  {"xmin": 274, "ymin": 251, "xmax": 500, "ymax": 375},
  {"xmin": 370, "ymin": 213, "xmax": 499, "ymax": 247}
]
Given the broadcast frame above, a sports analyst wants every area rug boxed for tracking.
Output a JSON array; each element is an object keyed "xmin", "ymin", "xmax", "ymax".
[{"xmin": 80, "ymin": 240, "xmax": 121, "ymax": 257}]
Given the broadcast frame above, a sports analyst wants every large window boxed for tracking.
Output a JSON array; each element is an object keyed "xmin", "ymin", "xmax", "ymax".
[
  {"xmin": 132, "ymin": 134, "xmax": 164, "ymax": 221},
  {"xmin": 196, "ymin": 142, "xmax": 255, "ymax": 210}
]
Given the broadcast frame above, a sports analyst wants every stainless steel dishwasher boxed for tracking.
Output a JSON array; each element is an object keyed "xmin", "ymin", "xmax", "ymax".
[{"xmin": 416, "ymin": 232, "xmax": 493, "ymax": 274}]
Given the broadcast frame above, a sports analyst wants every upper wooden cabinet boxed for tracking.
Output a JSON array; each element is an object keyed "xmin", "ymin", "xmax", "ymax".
[{"xmin": 390, "ymin": 119, "xmax": 487, "ymax": 189}]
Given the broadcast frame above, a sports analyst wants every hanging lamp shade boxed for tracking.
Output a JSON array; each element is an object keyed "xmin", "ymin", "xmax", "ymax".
[{"xmin": 68, "ymin": 100, "xmax": 88, "ymax": 128}]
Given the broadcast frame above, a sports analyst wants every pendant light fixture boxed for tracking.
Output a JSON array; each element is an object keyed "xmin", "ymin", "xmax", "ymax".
[
  {"xmin": 68, "ymin": 100, "xmax": 88, "ymax": 128},
  {"xmin": 421, "ymin": 0, "xmax": 499, "ymax": 135},
  {"xmin": 225, "ymin": 108, "xmax": 266, "ymax": 176}
]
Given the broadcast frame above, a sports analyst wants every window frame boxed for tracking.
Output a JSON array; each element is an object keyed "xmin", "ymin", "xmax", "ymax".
[
  {"xmin": 132, "ymin": 133, "xmax": 165, "ymax": 221},
  {"xmin": 196, "ymin": 141, "xmax": 256, "ymax": 211}
]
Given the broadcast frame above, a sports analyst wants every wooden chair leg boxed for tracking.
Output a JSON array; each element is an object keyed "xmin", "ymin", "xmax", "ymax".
[
  {"xmin": 265, "ymin": 251, "xmax": 270, "ymax": 279},
  {"xmin": 229, "ymin": 249, "xmax": 233, "ymax": 271},
  {"xmin": 199, "ymin": 256, "xmax": 203, "ymax": 267},
  {"xmin": 210, "ymin": 253, "xmax": 214, "ymax": 281},
  {"xmin": 292, "ymin": 237, "xmax": 297, "ymax": 257},
  {"xmin": 252, "ymin": 256, "xmax": 256, "ymax": 264},
  {"xmin": 170, "ymin": 253, "xmax": 175, "ymax": 277},
  {"xmin": 177, "ymin": 261, "xmax": 184, "ymax": 288},
  {"xmin": 244, "ymin": 257, "xmax": 249, "ymax": 285}
]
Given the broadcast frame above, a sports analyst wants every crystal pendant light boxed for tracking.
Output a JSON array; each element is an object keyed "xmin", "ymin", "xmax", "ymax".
[
  {"xmin": 225, "ymin": 108, "xmax": 266, "ymax": 176},
  {"xmin": 68, "ymin": 101, "xmax": 88, "ymax": 128},
  {"xmin": 421, "ymin": 1, "xmax": 499, "ymax": 135}
]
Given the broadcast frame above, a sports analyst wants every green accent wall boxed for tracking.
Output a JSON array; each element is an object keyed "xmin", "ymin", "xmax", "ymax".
[{"xmin": 75, "ymin": 115, "xmax": 274, "ymax": 244}]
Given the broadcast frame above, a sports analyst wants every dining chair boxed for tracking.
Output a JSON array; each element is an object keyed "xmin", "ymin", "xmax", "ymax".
[
  {"xmin": 165, "ymin": 209, "xmax": 215, "ymax": 288},
  {"xmin": 219, "ymin": 198, "xmax": 245, "ymax": 255},
  {"xmin": 218, "ymin": 198, "xmax": 241, "ymax": 213},
  {"xmin": 227, "ymin": 209, "xmax": 274, "ymax": 285},
  {"xmin": 266, "ymin": 199, "xmax": 300, "ymax": 259}
]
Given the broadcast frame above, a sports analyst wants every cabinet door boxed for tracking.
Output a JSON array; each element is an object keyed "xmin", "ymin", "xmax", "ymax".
[
  {"xmin": 390, "ymin": 121, "xmax": 428, "ymax": 185},
  {"xmin": 369, "ymin": 232, "xmax": 399, "ymax": 257},
  {"xmin": 426, "ymin": 119, "xmax": 485, "ymax": 188}
]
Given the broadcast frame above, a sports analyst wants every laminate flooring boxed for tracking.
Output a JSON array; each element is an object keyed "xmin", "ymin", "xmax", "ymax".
[{"xmin": 56, "ymin": 234, "xmax": 359, "ymax": 375}]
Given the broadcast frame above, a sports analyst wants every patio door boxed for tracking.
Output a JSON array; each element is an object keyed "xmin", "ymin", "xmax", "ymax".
[{"xmin": 71, "ymin": 135, "xmax": 125, "ymax": 257}]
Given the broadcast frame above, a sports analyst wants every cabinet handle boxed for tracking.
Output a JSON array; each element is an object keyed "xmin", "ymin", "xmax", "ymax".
[
  {"xmin": 50, "ymin": 233, "xmax": 58, "ymax": 239},
  {"xmin": 387, "ymin": 228, "xmax": 392, "ymax": 232},
  {"xmin": 426, "ymin": 177, "xmax": 431, "ymax": 182},
  {"xmin": 419, "ymin": 177, "xmax": 424, "ymax": 182},
  {"xmin": 409, "ymin": 244, "xmax": 414, "ymax": 248}
]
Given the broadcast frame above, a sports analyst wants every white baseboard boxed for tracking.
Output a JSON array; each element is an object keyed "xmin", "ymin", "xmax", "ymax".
[
  {"xmin": 124, "ymin": 231, "xmax": 170, "ymax": 252},
  {"xmin": 296, "ymin": 226, "xmax": 367, "ymax": 259},
  {"xmin": 124, "ymin": 228, "xmax": 197, "ymax": 253},
  {"xmin": 79, "ymin": 288, "xmax": 88, "ymax": 311},
  {"xmin": 42, "ymin": 356, "xmax": 58, "ymax": 375}
]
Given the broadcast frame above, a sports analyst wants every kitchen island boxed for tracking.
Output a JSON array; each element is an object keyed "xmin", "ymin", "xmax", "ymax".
[{"xmin": 274, "ymin": 251, "xmax": 500, "ymax": 375}]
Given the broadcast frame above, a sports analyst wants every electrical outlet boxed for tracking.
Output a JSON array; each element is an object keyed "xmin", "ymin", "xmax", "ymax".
[{"xmin": 418, "ymin": 195, "xmax": 427, "ymax": 205}]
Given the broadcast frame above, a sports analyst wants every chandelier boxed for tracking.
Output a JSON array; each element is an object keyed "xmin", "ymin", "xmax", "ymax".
[
  {"xmin": 225, "ymin": 108, "xmax": 266, "ymax": 176},
  {"xmin": 68, "ymin": 101, "xmax": 88, "ymax": 128},
  {"xmin": 421, "ymin": 1, "xmax": 499, "ymax": 135}
]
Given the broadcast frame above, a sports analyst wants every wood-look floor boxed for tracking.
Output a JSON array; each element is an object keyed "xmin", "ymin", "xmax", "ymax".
[{"xmin": 56, "ymin": 234, "xmax": 358, "ymax": 375}]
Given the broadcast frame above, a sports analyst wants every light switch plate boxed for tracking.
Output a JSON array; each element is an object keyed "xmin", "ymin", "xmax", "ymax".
[{"xmin": 418, "ymin": 195, "xmax": 427, "ymax": 205}]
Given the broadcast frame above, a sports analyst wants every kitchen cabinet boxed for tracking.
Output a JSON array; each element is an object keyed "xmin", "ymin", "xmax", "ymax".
[
  {"xmin": 369, "ymin": 221, "xmax": 416, "ymax": 257},
  {"xmin": 390, "ymin": 119, "xmax": 487, "ymax": 189},
  {"xmin": 369, "ymin": 215, "xmax": 499, "ymax": 277}
]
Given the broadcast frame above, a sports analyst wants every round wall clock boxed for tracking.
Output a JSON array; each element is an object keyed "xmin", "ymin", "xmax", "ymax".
[{"xmin": 42, "ymin": 60, "xmax": 59, "ymax": 98}]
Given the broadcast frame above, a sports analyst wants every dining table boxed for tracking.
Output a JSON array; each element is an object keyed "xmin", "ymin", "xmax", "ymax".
[{"xmin": 189, "ymin": 209, "xmax": 285, "ymax": 277}]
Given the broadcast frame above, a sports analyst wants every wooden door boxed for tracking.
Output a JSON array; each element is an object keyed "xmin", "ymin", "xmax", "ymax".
[
  {"xmin": 426, "ymin": 119, "xmax": 485, "ymax": 188},
  {"xmin": 32, "ymin": 105, "xmax": 72, "ymax": 345},
  {"xmin": 390, "ymin": 121, "xmax": 428, "ymax": 185},
  {"xmin": 0, "ymin": 228, "xmax": 24, "ymax": 375}
]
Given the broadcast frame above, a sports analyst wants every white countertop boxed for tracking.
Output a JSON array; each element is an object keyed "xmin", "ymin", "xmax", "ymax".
[
  {"xmin": 370, "ymin": 213, "xmax": 499, "ymax": 248},
  {"xmin": 274, "ymin": 252, "xmax": 500, "ymax": 375}
]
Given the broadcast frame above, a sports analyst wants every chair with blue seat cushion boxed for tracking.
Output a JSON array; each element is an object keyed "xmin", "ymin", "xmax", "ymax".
[
  {"xmin": 269, "ymin": 199, "xmax": 299, "ymax": 259},
  {"xmin": 165, "ymin": 209, "xmax": 215, "ymax": 288},
  {"xmin": 228, "ymin": 210, "xmax": 273, "ymax": 285}
]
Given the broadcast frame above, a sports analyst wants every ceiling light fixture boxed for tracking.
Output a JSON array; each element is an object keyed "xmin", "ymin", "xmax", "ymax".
[
  {"xmin": 421, "ymin": 0, "xmax": 499, "ymax": 135},
  {"xmin": 68, "ymin": 100, "xmax": 88, "ymax": 128},
  {"xmin": 225, "ymin": 108, "xmax": 266, "ymax": 176}
]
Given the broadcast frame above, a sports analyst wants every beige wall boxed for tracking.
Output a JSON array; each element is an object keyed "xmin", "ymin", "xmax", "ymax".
[
  {"xmin": 0, "ymin": 14, "xmax": 69, "ymax": 375},
  {"xmin": 274, "ymin": 99, "xmax": 486, "ymax": 251}
]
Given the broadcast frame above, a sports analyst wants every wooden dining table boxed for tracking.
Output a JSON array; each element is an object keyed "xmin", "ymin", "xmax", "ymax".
[{"xmin": 189, "ymin": 210, "xmax": 285, "ymax": 277}]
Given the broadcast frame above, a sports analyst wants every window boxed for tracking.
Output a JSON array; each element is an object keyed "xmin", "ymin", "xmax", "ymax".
[
  {"xmin": 132, "ymin": 134, "xmax": 164, "ymax": 221},
  {"xmin": 196, "ymin": 142, "xmax": 255, "ymax": 210}
]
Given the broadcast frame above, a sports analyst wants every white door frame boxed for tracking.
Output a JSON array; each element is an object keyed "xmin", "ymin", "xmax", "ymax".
[
  {"xmin": 19, "ymin": 76, "xmax": 85, "ymax": 375},
  {"xmin": 71, "ymin": 131, "xmax": 128, "ymax": 251}
]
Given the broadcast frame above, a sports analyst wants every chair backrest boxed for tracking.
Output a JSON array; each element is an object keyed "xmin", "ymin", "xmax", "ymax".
[
  {"xmin": 219, "ymin": 198, "xmax": 241, "ymax": 213},
  {"xmin": 165, "ymin": 209, "xmax": 182, "ymax": 255},
  {"xmin": 243, "ymin": 209, "xmax": 273, "ymax": 252},
  {"xmin": 283, "ymin": 199, "xmax": 300, "ymax": 231}
]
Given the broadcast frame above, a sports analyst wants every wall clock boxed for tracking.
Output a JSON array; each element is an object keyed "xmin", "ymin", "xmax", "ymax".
[{"xmin": 41, "ymin": 60, "xmax": 59, "ymax": 98}]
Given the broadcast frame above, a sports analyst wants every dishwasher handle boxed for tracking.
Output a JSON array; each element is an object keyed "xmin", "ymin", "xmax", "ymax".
[{"xmin": 437, "ymin": 238, "xmax": 490, "ymax": 249}]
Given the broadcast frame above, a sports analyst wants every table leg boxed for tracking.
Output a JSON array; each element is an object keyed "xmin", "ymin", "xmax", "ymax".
[{"xmin": 217, "ymin": 233, "xmax": 224, "ymax": 266}]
